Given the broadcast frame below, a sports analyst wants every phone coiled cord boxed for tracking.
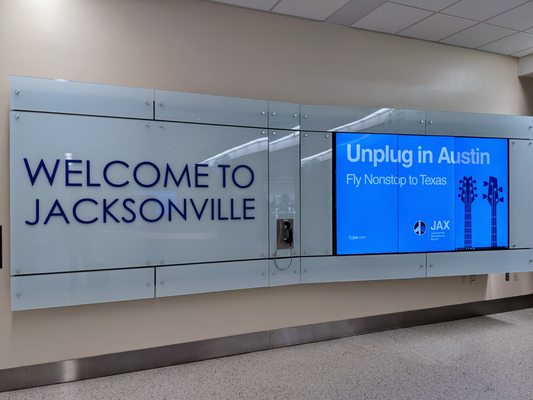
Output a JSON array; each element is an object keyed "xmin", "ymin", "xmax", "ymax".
[{"xmin": 274, "ymin": 221, "xmax": 293, "ymax": 271}]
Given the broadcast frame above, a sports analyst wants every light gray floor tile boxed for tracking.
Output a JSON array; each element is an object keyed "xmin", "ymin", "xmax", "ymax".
[{"xmin": 1, "ymin": 308, "xmax": 533, "ymax": 400}]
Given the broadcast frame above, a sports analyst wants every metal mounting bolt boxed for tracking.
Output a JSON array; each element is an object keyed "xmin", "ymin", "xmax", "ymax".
[
  {"xmin": 429, "ymin": 120, "xmax": 434, "ymax": 124},
  {"xmin": 303, "ymin": 133, "xmax": 308, "ymax": 137},
  {"xmin": 261, "ymin": 111, "xmax": 266, "ymax": 115},
  {"xmin": 429, "ymin": 264, "xmax": 434, "ymax": 268},
  {"xmin": 145, "ymin": 100, "xmax": 151, "ymax": 106},
  {"xmin": 14, "ymin": 89, "xmax": 20, "ymax": 95},
  {"xmin": 159, "ymin": 124, "xmax": 164, "ymax": 129},
  {"xmin": 325, "ymin": 134, "xmax": 330, "ymax": 138},
  {"xmin": 293, "ymin": 113, "xmax": 298, "ymax": 118},
  {"xmin": 271, "ymin": 112, "xmax": 276, "ymax": 116},
  {"xmin": 145, "ymin": 123, "xmax": 150, "ymax": 128},
  {"xmin": 303, "ymin": 115, "xmax": 309, "ymax": 119},
  {"xmin": 419, "ymin": 120, "xmax": 424, "ymax": 124},
  {"xmin": 158, "ymin": 101, "xmax": 164, "ymax": 107},
  {"xmin": 15, "ymin": 114, "xmax": 19, "ymax": 119},
  {"xmin": 261, "ymin": 131, "xmax": 266, "ymax": 135},
  {"xmin": 272, "ymin": 131, "xmax": 276, "ymax": 135},
  {"xmin": 15, "ymin": 268, "xmax": 21, "ymax": 274}
]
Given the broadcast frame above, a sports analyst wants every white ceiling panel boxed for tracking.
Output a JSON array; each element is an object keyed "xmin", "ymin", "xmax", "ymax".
[
  {"xmin": 326, "ymin": 0, "xmax": 387, "ymax": 26},
  {"xmin": 512, "ymin": 46, "xmax": 533, "ymax": 57},
  {"xmin": 210, "ymin": 0, "xmax": 279, "ymax": 11},
  {"xmin": 204, "ymin": 0, "xmax": 533, "ymax": 58},
  {"xmin": 441, "ymin": 0, "xmax": 529, "ymax": 21},
  {"xmin": 441, "ymin": 23, "xmax": 516, "ymax": 48},
  {"xmin": 272, "ymin": 0, "xmax": 351, "ymax": 20},
  {"xmin": 487, "ymin": 1, "xmax": 533, "ymax": 31},
  {"xmin": 479, "ymin": 32, "xmax": 533, "ymax": 54},
  {"xmin": 353, "ymin": 3, "xmax": 432, "ymax": 34},
  {"xmin": 400, "ymin": 13, "xmax": 477, "ymax": 41},
  {"xmin": 392, "ymin": 0, "xmax": 458, "ymax": 12}
]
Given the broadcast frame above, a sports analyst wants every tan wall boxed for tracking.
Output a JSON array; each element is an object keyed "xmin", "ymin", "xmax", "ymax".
[
  {"xmin": 520, "ymin": 78, "xmax": 533, "ymax": 113},
  {"xmin": 1, "ymin": 0, "xmax": 533, "ymax": 369}
]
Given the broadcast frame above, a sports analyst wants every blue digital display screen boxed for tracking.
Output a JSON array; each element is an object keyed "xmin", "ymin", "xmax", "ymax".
[{"xmin": 335, "ymin": 133, "xmax": 508, "ymax": 255}]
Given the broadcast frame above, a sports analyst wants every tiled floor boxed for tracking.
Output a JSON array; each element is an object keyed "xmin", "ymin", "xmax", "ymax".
[{"xmin": 2, "ymin": 308, "xmax": 533, "ymax": 399}]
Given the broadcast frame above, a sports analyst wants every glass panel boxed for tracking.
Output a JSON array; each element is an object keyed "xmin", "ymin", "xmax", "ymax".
[
  {"xmin": 268, "ymin": 101, "xmax": 300, "ymax": 130},
  {"xmin": 269, "ymin": 259, "xmax": 301, "ymax": 287},
  {"xmin": 10, "ymin": 112, "xmax": 268, "ymax": 274},
  {"xmin": 9, "ymin": 76, "xmax": 153, "ymax": 119},
  {"xmin": 155, "ymin": 90, "xmax": 268, "ymax": 127},
  {"xmin": 427, "ymin": 249, "xmax": 533, "ymax": 277},
  {"xmin": 269, "ymin": 128, "xmax": 301, "ymax": 285},
  {"xmin": 426, "ymin": 111, "xmax": 533, "ymax": 139},
  {"xmin": 301, "ymin": 132, "xmax": 332, "ymax": 256},
  {"xmin": 269, "ymin": 129, "xmax": 300, "ymax": 258},
  {"xmin": 156, "ymin": 260, "xmax": 269, "ymax": 297},
  {"xmin": 300, "ymin": 105, "xmax": 426, "ymax": 134},
  {"xmin": 301, "ymin": 254, "xmax": 426, "ymax": 283},
  {"xmin": 11, "ymin": 268, "xmax": 154, "ymax": 311},
  {"xmin": 510, "ymin": 140, "xmax": 533, "ymax": 248}
]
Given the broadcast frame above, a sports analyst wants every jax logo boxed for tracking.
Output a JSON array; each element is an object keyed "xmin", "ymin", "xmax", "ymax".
[{"xmin": 413, "ymin": 220, "xmax": 426, "ymax": 235}]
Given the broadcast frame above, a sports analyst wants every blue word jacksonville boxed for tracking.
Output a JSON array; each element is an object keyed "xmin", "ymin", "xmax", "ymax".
[{"xmin": 23, "ymin": 158, "xmax": 256, "ymax": 225}]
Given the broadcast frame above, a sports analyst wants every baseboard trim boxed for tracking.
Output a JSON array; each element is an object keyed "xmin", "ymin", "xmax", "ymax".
[{"xmin": 2, "ymin": 294, "xmax": 533, "ymax": 392}]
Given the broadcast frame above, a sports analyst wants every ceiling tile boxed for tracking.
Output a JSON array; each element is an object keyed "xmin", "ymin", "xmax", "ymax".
[
  {"xmin": 487, "ymin": 1, "xmax": 533, "ymax": 31},
  {"xmin": 441, "ymin": 0, "xmax": 529, "ymax": 21},
  {"xmin": 512, "ymin": 47, "xmax": 533, "ymax": 57},
  {"xmin": 272, "ymin": 0, "xmax": 351, "ymax": 20},
  {"xmin": 479, "ymin": 32, "xmax": 533, "ymax": 54},
  {"xmin": 392, "ymin": 0, "xmax": 458, "ymax": 12},
  {"xmin": 441, "ymin": 23, "xmax": 516, "ymax": 48},
  {"xmin": 209, "ymin": 0, "xmax": 279, "ymax": 11},
  {"xmin": 353, "ymin": 3, "xmax": 432, "ymax": 34},
  {"xmin": 326, "ymin": 0, "xmax": 387, "ymax": 26},
  {"xmin": 399, "ymin": 13, "xmax": 477, "ymax": 41}
]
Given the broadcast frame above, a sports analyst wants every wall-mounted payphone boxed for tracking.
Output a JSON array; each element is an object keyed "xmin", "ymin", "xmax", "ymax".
[{"xmin": 276, "ymin": 219, "xmax": 293, "ymax": 249}]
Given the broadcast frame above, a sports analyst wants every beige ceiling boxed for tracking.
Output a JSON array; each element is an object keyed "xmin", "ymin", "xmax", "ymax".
[{"xmin": 207, "ymin": 0, "xmax": 533, "ymax": 57}]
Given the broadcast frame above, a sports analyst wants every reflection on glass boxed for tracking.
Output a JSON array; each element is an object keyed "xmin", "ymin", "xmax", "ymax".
[
  {"xmin": 301, "ymin": 149, "xmax": 331, "ymax": 165},
  {"xmin": 330, "ymin": 108, "xmax": 393, "ymax": 132},
  {"xmin": 269, "ymin": 131, "xmax": 299, "ymax": 152},
  {"xmin": 201, "ymin": 137, "xmax": 268, "ymax": 166}
]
